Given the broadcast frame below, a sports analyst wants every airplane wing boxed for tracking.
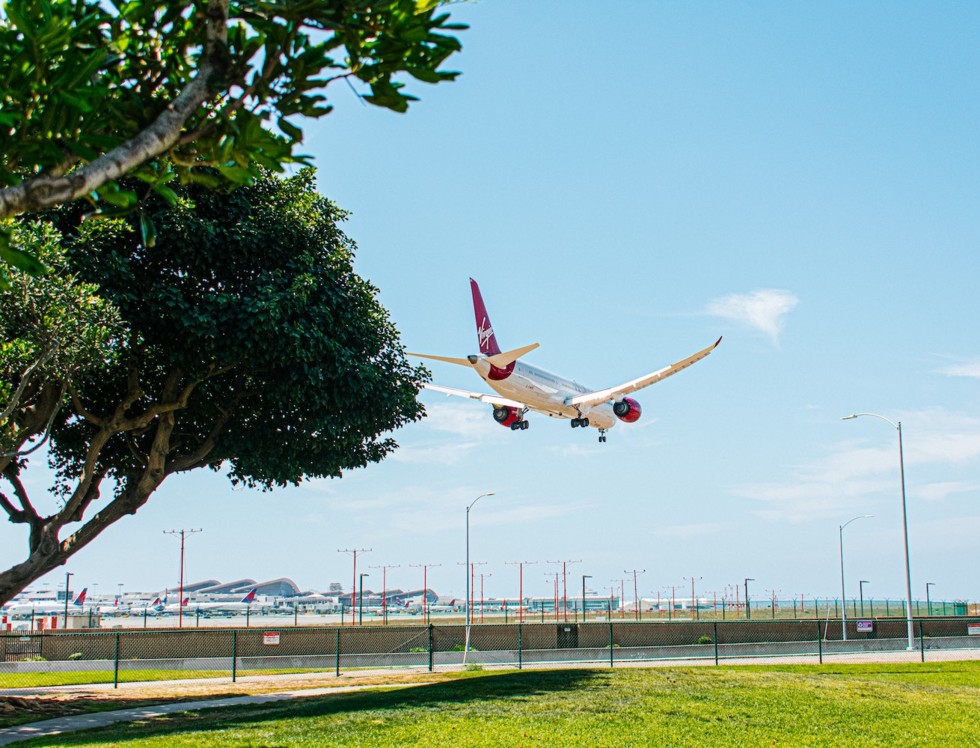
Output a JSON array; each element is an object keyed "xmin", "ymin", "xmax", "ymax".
[
  {"xmin": 421, "ymin": 382, "xmax": 528, "ymax": 410},
  {"xmin": 566, "ymin": 337, "xmax": 722, "ymax": 409}
]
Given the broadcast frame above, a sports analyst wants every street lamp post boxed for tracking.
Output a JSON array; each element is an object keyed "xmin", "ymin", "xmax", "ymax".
[
  {"xmin": 358, "ymin": 573, "xmax": 369, "ymax": 625},
  {"xmin": 839, "ymin": 514, "xmax": 873, "ymax": 642},
  {"xmin": 465, "ymin": 492, "xmax": 494, "ymax": 660},
  {"xmin": 581, "ymin": 575, "xmax": 592, "ymax": 622},
  {"xmin": 744, "ymin": 578, "xmax": 754, "ymax": 620},
  {"xmin": 859, "ymin": 580, "xmax": 869, "ymax": 617},
  {"xmin": 843, "ymin": 413, "xmax": 915, "ymax": 650},
  {"xmin": 63, "ymin": 572, "xmax": 74, "ymax": 629}
]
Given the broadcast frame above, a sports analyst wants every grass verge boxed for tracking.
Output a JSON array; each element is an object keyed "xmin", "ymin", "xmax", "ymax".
[{"xmin": 8, "ymin": 661, "xmax": 980, "ymax": 746}]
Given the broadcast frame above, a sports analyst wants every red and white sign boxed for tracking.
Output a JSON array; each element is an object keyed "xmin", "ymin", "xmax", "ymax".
[
  {"xmin": 263, "ymin": 631, "xmax": 281, "ymax": 645},
  {"xmin": 968, "ymin": 624, "xmax": 980, "ymax": 637}
]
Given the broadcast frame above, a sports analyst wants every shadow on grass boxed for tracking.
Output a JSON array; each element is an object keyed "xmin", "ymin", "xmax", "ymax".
[
  {"xmin": 0, "ymin": 691, "xmax": 243, "ymax": 731},
  {"xmin": 22, "ymin": 669, "xmax": 606, "ymax": 745}
]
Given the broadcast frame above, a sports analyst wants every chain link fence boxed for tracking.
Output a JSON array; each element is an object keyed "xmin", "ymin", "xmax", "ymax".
[{"xmin": 2, "ymin": 617, "xmax": 978, "ymax": 689}]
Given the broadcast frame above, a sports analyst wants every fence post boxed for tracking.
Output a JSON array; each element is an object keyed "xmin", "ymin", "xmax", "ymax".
[
  {"xmin": 113, "ymin": 632, "xmax": 121, "ymax": 689},
  {"xmin": 919, "ymin": 620, "xmax": 925, "ymax": 663},
  {"xmin": 335, "ymin": 628, "xmax": 341, "ymax": 677},
  {"xmin": 231, "ymin": 630, "xmax": 238, "ymax": 683},
  {"xmin": 817, "ymin": 622, "xmax": 823, "ymax": 664},
  {"xmin": 608, "ymin": 620, "xmax": 614, "ymax": 668},
  {"xmin": 713, "ymin": 622, "xmax": 719, "ymax": 666},
  {"xmin": 518, "ymin": 622, "xmax": 523, "ymax": 670},
  {"xmin": 427, "ymin": 624, "xmax": 433, "ymax": 673}
]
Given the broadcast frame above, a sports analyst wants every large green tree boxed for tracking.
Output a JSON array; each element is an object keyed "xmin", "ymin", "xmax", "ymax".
[
  {"xmin": 0, "ymin": 0, "xmax": 464, "ymax": 275},
  {"xmin": 0, "ymin": 169, "xmax": 426, "ymax": 604}
]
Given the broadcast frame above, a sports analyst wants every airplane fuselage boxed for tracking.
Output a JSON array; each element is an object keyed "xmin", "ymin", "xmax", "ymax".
[{"xmin": 473, "ymin": 359, "xmax": 618, "ymax": 429}]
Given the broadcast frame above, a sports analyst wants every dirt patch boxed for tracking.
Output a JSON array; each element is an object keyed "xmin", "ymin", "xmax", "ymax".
[{"xmin": 0, "ymin": 670, "xmax": 456, "ymax": 729}]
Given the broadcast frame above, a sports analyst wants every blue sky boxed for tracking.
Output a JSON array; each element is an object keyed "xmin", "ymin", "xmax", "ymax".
[{"xmin": 5, "ymin": 1, "xmax": 980, "ymax": 606}]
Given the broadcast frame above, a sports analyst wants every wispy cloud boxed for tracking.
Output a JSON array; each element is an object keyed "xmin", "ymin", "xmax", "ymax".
[
  {"xmin": 704, "ymin": 289, "xmax": 799, "ymax": 345},
  {"xmin": 935, "ymin": 358, "xmax": 980, "ymax": 379},
  {"xmin": 652, "ymin": 522, "xmax": 723, "ymax": 540},
  {"xmin": 734, "ymin": 408, "xmax": 980, "ymax": 523}
]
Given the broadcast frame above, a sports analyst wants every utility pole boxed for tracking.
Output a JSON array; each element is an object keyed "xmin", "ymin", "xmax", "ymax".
[
  {"xmin": 163, "ymin": 528, "xmax": 202, "ymax": 629},
  {"xmin": 625, "ymin": 569, "xmax": 646, "ymax": 621},
  {"xmin": 409, "ymin": 563, "xmax": 441, "ymax": 625},
  {"xmin": 505, "ymin": 560, "xmax": 538, "ymax": 624},
  {"xmin": 338, "ymin": 548, "xmax": 371, "ymax": 626}
]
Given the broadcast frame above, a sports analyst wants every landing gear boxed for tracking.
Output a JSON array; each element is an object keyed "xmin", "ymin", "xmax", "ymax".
[
  {"xmin": 570, "ymin": 417, "xmax": 590, "ymax": 428},
  {"xmin": 598, "ymin": 429, "xmax": 608, "ymax": 443},
  {"xmin": 510, "ymin": 420, "xmax": 530, "ymax": 431}
]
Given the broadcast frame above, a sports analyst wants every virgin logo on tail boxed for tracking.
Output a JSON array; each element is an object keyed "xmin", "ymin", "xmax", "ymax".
[
  {"xmin": 470, "ymin": 278, "xmax": 501, "ymax": 356},
  {"xmin": 478, "ymin": 319, "xmax": 495, "ymax": 352}
]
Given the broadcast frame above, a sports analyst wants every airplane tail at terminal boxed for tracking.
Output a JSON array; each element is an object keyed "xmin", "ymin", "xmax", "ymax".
[
  {"xmin": 470, "ymin": 277, "xmax": 501, "ymax": 356},
  {"xmin": 72, "ymin": 588, "xmax": 87, "ymax": 607},
  {"xmin": 241, "ymin": 589, "xmax": 257, "ymax": 605}
]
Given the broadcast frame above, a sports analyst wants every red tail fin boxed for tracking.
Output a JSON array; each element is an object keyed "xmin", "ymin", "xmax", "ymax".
[{"xmin": 470, "ymin": 278, "xmax": 501, "ymax": 356}]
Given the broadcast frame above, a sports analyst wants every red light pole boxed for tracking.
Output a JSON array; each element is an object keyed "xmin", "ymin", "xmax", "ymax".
[
  {"xmin": 625, "ymin": 569, "xmax": 645, "ymax": 621},
  {"xmin": 338, "ymin": 548, "xmax": 371, "ymax": 625},
  {"xmin": 548, "ymin": 559, "xmax": 581, "ymax": 622},
  {"xmin": 370, "ymin": 564, "xmax": 399, "ymax": 625},
  {"xmin": 505, "ymin": 561, "xmax": 538, "ymax": 624},
  {"xmin": 410, "ymin": 563, "xmax": 440, "ymax": 625},
  {"xmin": 163, "ymin": 528, "xmax": 202, "ymax": 629}
]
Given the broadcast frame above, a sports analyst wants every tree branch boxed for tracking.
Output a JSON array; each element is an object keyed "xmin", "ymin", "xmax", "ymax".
[{"xmin": 0, "ymin": 0, "xmax": 230, "ymax": 219}]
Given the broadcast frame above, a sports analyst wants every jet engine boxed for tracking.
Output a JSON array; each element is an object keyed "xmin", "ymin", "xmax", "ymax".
[
  {"xmin": 492, "ymin": 405, "xmax": 522, "ymax": 428},
  {"xmin": 613, "ymin": 397, "xmax": 642, "ymax": 423}
]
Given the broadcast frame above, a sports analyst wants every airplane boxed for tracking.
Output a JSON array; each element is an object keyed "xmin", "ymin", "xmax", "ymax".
[
  {"xmin": 1, "ymin": 587, "xmax": 87, "ymax": 618},
  {"xmin": 192, "ymin": 589, "xmax": 258, "ymax": 614},
  {"xmin": 408, "ymin": 279, "xmax": 721, "ymax": 442}
]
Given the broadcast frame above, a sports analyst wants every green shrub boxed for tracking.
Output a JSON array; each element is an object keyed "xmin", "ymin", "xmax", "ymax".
[
  {"xmin": 697, "ymin": 635, "xmax": 713, "ymax": 645},
  {"xmin": 68, "ymin": 652, "xmax": 84, "ymax": 660}
]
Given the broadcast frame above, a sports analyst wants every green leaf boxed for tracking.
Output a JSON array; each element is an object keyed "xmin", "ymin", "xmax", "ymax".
[
  {"xmin": 0, "ymin": 242, "xmax": 49, "ymax": 276},
  {"xmin": 139, "ymin": 211, "xmax": 157, "ymax": 248},
  {"xmin": 277, "ymin": 117, "xmax": 304, "ymax": 142}
]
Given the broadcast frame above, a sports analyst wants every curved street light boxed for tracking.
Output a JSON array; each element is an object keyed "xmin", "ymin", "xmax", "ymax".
[
  {"xmin": 464, "ymin": 492, "xmax": 494, "ymax": 661},
  {"xmin": 839, "ymin": 514, "xmax": 873, "ymax": 641},
  {"xmin": 842, "ymin": 412, "xmax": 915, "ymax": 650}
]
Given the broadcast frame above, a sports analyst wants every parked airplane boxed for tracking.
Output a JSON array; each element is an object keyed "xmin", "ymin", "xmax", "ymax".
[
  {"xmin": 192, "ymin": 589, "xmax": 257, "ymax": 614},
  {"xmin": 408, "ymin": 279, "xmax": 721, "ymax": 442},
  {"xmin": 1, "ymin": 588, "xmax": 87, "ymax": 617}
]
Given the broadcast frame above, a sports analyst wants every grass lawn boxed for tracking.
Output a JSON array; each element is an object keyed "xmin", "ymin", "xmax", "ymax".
[{"xmin": 12, "ymin": 661, "xmax": 980, "ymax": 747}]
